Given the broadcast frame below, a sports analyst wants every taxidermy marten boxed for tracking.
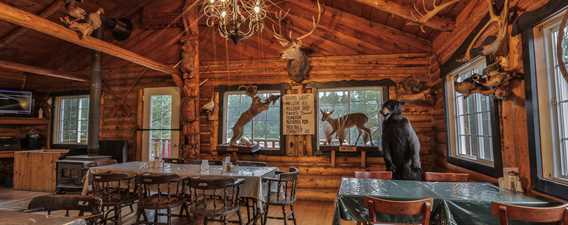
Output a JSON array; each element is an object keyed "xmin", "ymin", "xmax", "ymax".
[{"xmin": 380, "ymin": 100, "xmax": 422, "ymax": 180}]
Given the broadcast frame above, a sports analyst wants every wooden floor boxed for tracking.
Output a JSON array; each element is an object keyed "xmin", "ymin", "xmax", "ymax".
[{"xmin": 0, "ymin": 187, "xmax": 347, "ymax": 225}]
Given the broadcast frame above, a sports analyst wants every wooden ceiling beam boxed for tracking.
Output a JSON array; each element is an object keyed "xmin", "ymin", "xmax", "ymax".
[
  {"xmin": 0, "ymin": 60, "xmax": 88, "ymax": 82},
  {"xmin": 0, "ymin": 2, "xmax": 182, "ymax": 85},
  {"xmin": 354, "ymin": 0, "xmax": 455, "ymax": 31},
  {"xmin": 0, "ymin": 0, "xmax": 64, "ymax": 48},
  {"xmin": 291, "ymin": 0, "xmax": 431, "ymax": 52}
]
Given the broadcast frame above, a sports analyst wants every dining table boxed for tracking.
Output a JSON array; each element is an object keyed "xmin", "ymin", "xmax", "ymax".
[
  {"xmin": 82, "ymin": 161, "xmax": 278, "ymax": 205},
  {"xmin": 0, "ymin": 210, "xmax": 86, "ymax": 225},
  {"xmin": 333, "ymin": 178, "xmax": 552, "ymax": 225}
]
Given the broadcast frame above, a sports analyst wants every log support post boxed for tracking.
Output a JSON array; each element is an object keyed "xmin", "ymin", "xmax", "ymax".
[{"xmin": 180, "ymin": 0, "xmax": 200, "ymax": 159}]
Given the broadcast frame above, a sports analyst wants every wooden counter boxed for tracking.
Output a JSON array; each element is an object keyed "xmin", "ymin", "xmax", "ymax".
[
  {"xmin": 13, "ymin": 149, "xmax": 68, "ymax": 192},
  {"xmin": 0, "ymin": 151, "xmax": 15, "ymax": 159}
]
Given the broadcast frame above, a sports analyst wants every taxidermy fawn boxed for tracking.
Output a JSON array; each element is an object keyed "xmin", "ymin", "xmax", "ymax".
[{"xmin": 320, "ymin": 110, "xmax": 373, "ymax": 146}]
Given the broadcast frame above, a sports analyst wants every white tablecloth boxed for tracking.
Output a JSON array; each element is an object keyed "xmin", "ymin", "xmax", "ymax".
[{"xmin": 82, "ymin": 161, "xmax": 277, "ymax": 202}]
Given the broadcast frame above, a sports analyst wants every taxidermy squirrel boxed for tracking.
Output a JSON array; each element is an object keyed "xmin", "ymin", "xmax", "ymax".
[
  {"xmin": 380, "ymin": 100, "xmax": 422, "ymax": 180},
  {"xmin": 60, "ymin": 7, "xmax": 104, "ymax": 39}
]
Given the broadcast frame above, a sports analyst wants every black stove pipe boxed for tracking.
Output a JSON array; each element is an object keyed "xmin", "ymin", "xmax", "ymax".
[{"xmin": 87, "ymin": 28, "xmax": 102, "ymax": 155}]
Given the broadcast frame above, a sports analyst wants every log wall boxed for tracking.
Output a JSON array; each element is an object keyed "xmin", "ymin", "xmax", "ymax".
[{"xmin": 431, "ymin": 0, "xmax": 551, "ymax": 193}]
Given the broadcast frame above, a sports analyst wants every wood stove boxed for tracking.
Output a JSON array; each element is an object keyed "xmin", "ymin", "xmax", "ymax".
[{"xmin": 56, "ymin": 155, "xmax": 111, "ymax": 193}]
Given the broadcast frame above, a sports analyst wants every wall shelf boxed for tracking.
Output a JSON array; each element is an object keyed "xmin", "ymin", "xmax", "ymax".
[{"xmin": 0, "ymin": 118, "xmax": 48, "ymax": 126}]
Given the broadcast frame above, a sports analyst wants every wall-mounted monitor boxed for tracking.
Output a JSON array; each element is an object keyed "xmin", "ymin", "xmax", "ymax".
[{"xmin": 0, "ymin": 90, "xmax": 33, "ymax": 116}]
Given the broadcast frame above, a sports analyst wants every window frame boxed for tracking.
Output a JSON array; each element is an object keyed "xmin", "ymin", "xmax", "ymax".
[
  {"xmin": 50, "ymin": 91, "xmax": 90, "ymax": 149},
  {"xmin": 217, "ymin": 84, "xmax": 287, "ymax": 155},
  {"xmin": 308, "ymin": 80, "xmax": 391, "ymax": 156},
  {"xmin": 523, "ymin": 2, "xmax": 568, "ymax": 200},
  {"xmin": 444, "ymin": 57, "xmax": 503, "ymax": 177}
]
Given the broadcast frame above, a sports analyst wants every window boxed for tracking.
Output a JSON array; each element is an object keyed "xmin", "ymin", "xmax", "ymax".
[
  {"xmin": 222, "ymin": 90, "xmax": 281, "ymax": 150},
  {"xmin": 533, "ymin": 12, "xmax": 568, "ymax": 183},
  {"xmin": 53, "ymin": 95, "xmax": 89, "ymax": 145},
  {"xmin": 446, "ymin": 57, "xmax": 499, "ymax": 169},
  {"xmin": 317, "ymin": 86, "xmax": 384, "ymax": 146}
]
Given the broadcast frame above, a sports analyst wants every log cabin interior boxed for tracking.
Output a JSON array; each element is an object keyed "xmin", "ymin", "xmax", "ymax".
[{"xmin": 0, "ymin": 0, "xmax": 568, "ymax": 224}]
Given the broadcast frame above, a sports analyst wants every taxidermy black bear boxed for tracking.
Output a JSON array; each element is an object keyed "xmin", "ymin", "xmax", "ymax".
[{"xmin": 380, "ymin": 100, "xmax": 422, "ymax": 180}]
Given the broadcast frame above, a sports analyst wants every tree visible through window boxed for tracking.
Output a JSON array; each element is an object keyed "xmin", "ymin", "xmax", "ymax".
[
  {"xmin": 223, "ymin": 91, "xmax": 281, "ymax": 150},
  {"xmin": 53, "ymin": 95, "xmax": 89, "ymax": 145},
  {"xmin": 149, "ymin": 95, "xmax": 172, "ymax": 160},
  {"xmin": 549, "ymin": 25, "xmax": 568, "ymax": 179},
  {"xmin": 447, "ymin": 58, "xmax": 496, "ymax": 166},
  {"xmin": 318, "ymin": 87, "xmax": 384, "ymax": 146}
]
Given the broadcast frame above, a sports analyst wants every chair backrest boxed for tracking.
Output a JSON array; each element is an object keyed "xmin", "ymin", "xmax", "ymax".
[
  {"xmin": 187, "ymin": 159, "xmax": 223, "ymax": 165},
  {"xmin": 354, "ymin": 171, "xmax": 392, "ymax": 180},
  {"xmin": 364, "ymin": 197, "xmax": 433, "ymax": 225},
  {"xmin": 266, "ymin": 167, "xmax": 299, "ymax": 204},
  {"xmin": 27, "ymin": 194, "xmax": 102, "ymax": 218},
  {"xmin": 188, "ymin": 177, "xmax": 244, "ymax": 211},
  {"xmin": 92, "ymin": 172, "xmax": 135, "ymax": 203},
  {"xmin": 235, "ymin": 160, "xmax": 267, "ymax": 167},
  {"xmin": 423, "ymin": 172, "xmax": 469, "ymax": 182},
  {"xmin": 136, "ymin": 173, "xmax": 183, "ymax": 205},
  {"xmin": 163, "ymin": 158, "xmax": 185, "ymax": 164},
  {"xmin": 491, "ymin": 202, "xmax": 568, "ymax": 225}
]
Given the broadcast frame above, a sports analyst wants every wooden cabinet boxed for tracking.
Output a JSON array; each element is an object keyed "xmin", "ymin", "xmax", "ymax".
[{"xmin": 13, "ymin": 150, "xmax": 67, "ymax": 192}]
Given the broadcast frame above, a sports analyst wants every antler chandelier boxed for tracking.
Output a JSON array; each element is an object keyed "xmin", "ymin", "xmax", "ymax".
[{"xmin": 203, "ymin": 0, "xmax": 268, "ymax": 44}]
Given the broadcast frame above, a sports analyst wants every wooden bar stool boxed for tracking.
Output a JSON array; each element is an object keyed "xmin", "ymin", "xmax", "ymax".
[
  {"xmin": 423, "ymin": 172, "xmax": 469, "ymax": 182},
  {"xmin": 491, "ymin": 202, "xmax": 568, "ymax": 225},
  {"xmin": 364, "ymin": 197, "xmax": 433, "ymax": 225},
  {"xmin": 354, "ymin": 171, "xmax": 393, "ymax": 180}
]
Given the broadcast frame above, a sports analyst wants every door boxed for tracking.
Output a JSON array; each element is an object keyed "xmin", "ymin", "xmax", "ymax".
[{"xmin": 141, "ymin": 87, "xmax": 180, "ymax": 161}]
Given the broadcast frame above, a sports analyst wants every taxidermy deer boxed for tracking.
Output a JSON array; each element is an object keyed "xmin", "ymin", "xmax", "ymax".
[
  {"xmin": 556, "ymin": 11, "xmax": 568, "ymax": 83},
  {"xmin": 60, "ymin": 8, "xmax": 104, "ymax": 39},
  {"xmin": 408, "ymin": 0, "xmax": 462, "ymax": 32},
  {"xmin": 454, "ymin": 0, "xmax": 518, "ymax": 99},
  {"xmin": 229, "ymin": 86, "xmax": 280, "ymax": 146},
  {"xmin": 320, "ymin": 110, "xmax": 373, "ymax": 146},
  {"xmin": 272, "ymin": 0, "xmax": 321, "ymax": 83}
]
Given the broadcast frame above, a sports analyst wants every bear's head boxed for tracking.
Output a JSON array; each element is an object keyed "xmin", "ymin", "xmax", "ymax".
[{"xmin": 380, "ymin": 100, "xmax": 405, "ymax": 120}]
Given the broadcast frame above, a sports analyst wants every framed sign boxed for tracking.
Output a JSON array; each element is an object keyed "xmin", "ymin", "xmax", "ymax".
[{"xmin": 283, "ymin": 94, "xmax": 315, "ymax": 135}]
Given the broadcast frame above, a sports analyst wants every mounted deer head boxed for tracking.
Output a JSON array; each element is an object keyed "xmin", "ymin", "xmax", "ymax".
[
  {"xmin": 408, "ymin": 0, "xmax": 462, "ymax": 32},
  {"xmin": 272, "ymin": 0, "xmax": 321, "ymax": 83}
]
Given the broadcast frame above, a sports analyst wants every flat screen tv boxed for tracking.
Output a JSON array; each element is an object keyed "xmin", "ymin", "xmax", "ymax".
[{"xmin": 0, "ymin": 90, "xmax": 33, "ymax": 115}]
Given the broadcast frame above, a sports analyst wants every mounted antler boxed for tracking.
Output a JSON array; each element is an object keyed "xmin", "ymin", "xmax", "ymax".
[
  {"xmin": 557, "ymin": 11, "xmax": 568, "ymax": 82},
  {"xmin": 409, "ymin": 0, "xmax": 461, "ymax": 32},
  {"xmin": 462, "ymin": 0, "xmax": 509, "ymax": 62},
  {"xmin": 272, "ymin": 0, "xmax": 321, "ymax": 83}
]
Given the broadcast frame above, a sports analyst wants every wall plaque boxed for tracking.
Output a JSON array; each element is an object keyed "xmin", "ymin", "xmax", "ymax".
[{"xmin": 283, "ymin": 94, "xmax": 315, "ymax": 135}]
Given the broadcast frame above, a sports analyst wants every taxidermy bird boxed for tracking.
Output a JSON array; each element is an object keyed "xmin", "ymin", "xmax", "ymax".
[
  {"xmin": 201, "ymin": 96, "xmax": 215, "ymax": 113},
  {"xmin": 64, "ymin": 0, "xmax": 87, "ymax": 21},
  {"xmin": 61, "ymin": 8, "xmax": 104, "ymax": 39}
]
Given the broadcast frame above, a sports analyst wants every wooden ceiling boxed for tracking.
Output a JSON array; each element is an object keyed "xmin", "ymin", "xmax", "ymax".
[{"xmin": 0, "ymin": 0, "xmax": 468, "ymax": 91}]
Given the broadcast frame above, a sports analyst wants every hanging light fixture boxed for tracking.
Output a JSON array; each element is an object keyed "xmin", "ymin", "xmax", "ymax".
[{"xmin": 203, "ymin": 0, "xmax": 268, "ymax": 44}]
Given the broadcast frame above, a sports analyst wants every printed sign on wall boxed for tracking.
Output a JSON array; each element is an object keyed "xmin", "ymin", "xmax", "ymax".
[{"xmin": 283, "ymin": 94, "xmax": 315, "ymax": 135}]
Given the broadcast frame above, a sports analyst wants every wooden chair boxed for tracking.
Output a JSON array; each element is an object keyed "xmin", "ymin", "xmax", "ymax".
[
  {"xmin": 163, "ymin": 158, "xmax": 185, "ymax": 164},
  {"xmin": 27, "ymin": 194, "xmax": 103, "ymax": 225},
  {"xmin": 491, "ymin": 202, "xmax": 568, "ymax": 225},
  {"xmin": 354, "ymin": 171, "xmax": 393, "ymax": 180},
  {"xmin": 235, "ymin": 160, "xmax": 268, "ymax": 167},
  {"xmin": 135, "ymin": 173, "xmax": 184, "ymax": 225},
  {"xmin": 364, "ymin": 197, "xmax": 433, "ymax": 225},
  {"xmin": 263, "ymin": 167, "xmax": 299, "ymax": 225},
  {"xmin": 187, "ymin": 177, "xmax": 245, "ymax": 225},
  {"xmin": 423, "ymin": 172, "xmax": 469, "ymax": 182},
  {"xmin": 91, "ymin": 172, "xmax": 137, "ymax": 225}
]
